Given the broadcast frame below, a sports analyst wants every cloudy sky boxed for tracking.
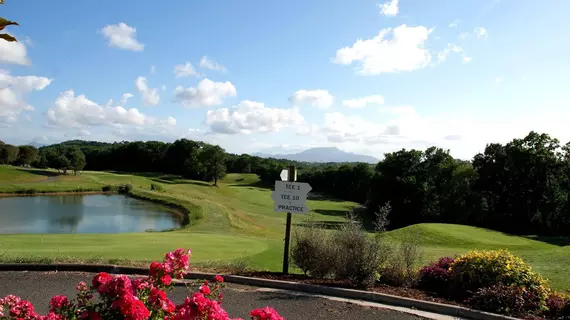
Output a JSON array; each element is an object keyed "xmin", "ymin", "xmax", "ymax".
[{"xmin": 1, "ymin": 0, "xmax": 569, "ymax": 159}]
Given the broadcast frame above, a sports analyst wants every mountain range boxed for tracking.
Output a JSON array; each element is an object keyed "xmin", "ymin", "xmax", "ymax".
[{"xmin": 252, "ymin": 147, "xmax": 379, "ymax": 164}]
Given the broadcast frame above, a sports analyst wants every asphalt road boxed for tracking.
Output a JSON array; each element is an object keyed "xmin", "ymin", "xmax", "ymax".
[{"xmin": 0, "ymin": 271, "xmax": 428, "ymax": 320}]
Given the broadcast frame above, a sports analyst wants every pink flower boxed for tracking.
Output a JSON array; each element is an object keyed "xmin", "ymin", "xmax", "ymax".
[
  {"xmin": 160, "ymin": 274, "xmax": 172, "ymax": 286},
  {"xmin": 49, "ymin": 295, "xmax": 70, "ymax": 311},
  {"xmin": 92, "ymin": 272, "xmax": 112, "ymax": 294},
  {"xmin": 149, "ymin": 261, "xmax": 163, "ymax": 277},
  {"xmin": 199, "ymin": 285, "xmax": 211, "ymax": 295},
  {"xmin": 107, "ymin": 275, "xmax": 134, "ymax": 298},
  {"xmin": 215, "ymin": 275, "xmax": 224, "ymax": 283},
  {"xmin": 40, "ymin": 311, "xmax": 63, "ymax": 320},
  {"xmin": 250, "ymin": 307, "xmax": 284, "ymax": 320},
  {"xmin": 76, "ymin": 281, "xmax": 89, "ymax": 292}
]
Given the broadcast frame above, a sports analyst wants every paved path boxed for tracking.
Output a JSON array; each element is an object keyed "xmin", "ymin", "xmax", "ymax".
[{"xmin": 0, "ymin": 271, "xmax": 444, "ymax": 320}]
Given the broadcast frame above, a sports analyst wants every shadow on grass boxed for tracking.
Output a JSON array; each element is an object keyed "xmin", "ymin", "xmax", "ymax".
[
  {"xmin": 17, "ymin": 169, "xmax": 60, "ymax": 177},
  {"xmin": 293, "ymin": 221, "xmax": 346, "ymax": 230},
  {"xmin": 313, "ymin": 209, "xmax": 349, "ymax": 217},
  {"xmin": 229, "ymin": 179, "xmax": 273, "ymax": 190},
  {"xmin": 523, "ymin": 235, "xmax": 570, "ymax": 246},
  {"xmin": 105, "ymin": 171, "xmax": 211, "ymax": 187},
  {"xmin": 307, "ymin": 193, "xmax": 346, "ymax": 202}
]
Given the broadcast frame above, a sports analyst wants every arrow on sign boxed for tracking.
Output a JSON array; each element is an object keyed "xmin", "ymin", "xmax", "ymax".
[{"xmin": 272, "ymin": 181, "xmax": 312, "ymax": 215}]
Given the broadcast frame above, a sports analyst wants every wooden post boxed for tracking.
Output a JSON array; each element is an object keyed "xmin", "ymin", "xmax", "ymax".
[{"xmin": 282, "ymin": 165, "xmax": 296, "ymax": 274}]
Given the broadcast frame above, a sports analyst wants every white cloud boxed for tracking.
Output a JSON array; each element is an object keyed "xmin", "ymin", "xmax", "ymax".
[
  {"xmin": 46, "ymin": 90, "xmax": 175, "ymax": 131},
  {"xmin": 448, "ymin": 20, "xmax": 460, "ymax": 28},
  {"xmin": 150, "ymin": 65, "xmax": 156, "ymax": 74},
  {"xmin": 463, "ymin": 56, "xmax": 472, "ymax": 63},
  {"xmin": 378, "ymin": 0, "xmax": 399, "ymax": 17},
  {"xmin": 173, "ymin": 62, "xmax": 201, "ymax": 77},
  {"xmin": 459, "ymin": 32, "xmax": 469, "ymax": 40},
  {"xmin": 135, "ymin": 76, "xmax": 160, "ymax": 106},
  {"xmin": 343, "ymin": 95, "xmax": 385, "ymax": 108},
  {"xmin": 333, "ymin": 24, "xmax": 432, "ymax": 75},
  {"xmin": 0, "ymin": 39, "xmax": 30, "ymax": 65},
  {"xmin": 174, "ymin": 78, "xmax": 237, "ymax": 107},
  {"xmin": 474, "ymin": 27, "xmax": 488, "ymax": 39},
  {"xmin": 206, "ymin": 100, "xmax": 304, "ymax": 134},
  {"xmin": 0, "ymin": 70, "xmax": 52, "ymax": 123},
  {"xmin": 100, "ymin": 23, "xmax": 144, "ymax": 51},
  {"xmin": 435, "ymin": 43, "xmax": 463, "ymax": 64},
  {"xmin": 289, "ymin": 89, "xmax": 334, "ymax": 108},
  {"xmin": 200, "ymin": 56, "xmax": 226, "ymax": 71},
  {"xmin": 120, "ymin": 93, "xmax": 134, "ymax": 105}
]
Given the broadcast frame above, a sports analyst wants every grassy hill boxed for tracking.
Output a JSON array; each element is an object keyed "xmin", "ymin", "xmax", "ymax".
[
  {"xmin": 0, "ymin": 166, "xmax": 569, "ymax": 290},
  {"xmin": 382, "ymin": 223, "xmax": 570, "ymax": 290}
]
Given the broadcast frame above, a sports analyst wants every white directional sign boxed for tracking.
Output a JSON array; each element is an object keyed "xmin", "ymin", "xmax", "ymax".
[
  {"xmin": 280, "ymin": 169, "xmax": 297, "ymax": 182},
  {"xmin": 271, "ymin": 180, "xmax": 312, "ymax": 214}
]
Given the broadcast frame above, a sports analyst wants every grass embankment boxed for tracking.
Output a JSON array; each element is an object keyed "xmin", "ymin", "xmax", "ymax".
[
  {"xmin": 0, "ymin": 166, "xmax": 354, "ymax": 273},
  {"xmin": 0, "ymin": 166, "xmax": 569, "ymax": 290}
]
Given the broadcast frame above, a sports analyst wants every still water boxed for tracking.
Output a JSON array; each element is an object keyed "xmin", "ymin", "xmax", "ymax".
[{"xmin": 0, "ymin": 194, "xmax": 182, "ymax": 234}]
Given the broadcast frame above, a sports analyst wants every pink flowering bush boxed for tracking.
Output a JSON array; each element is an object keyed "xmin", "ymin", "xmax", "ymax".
[{"xmin": 0, "ymin": 249, "xmax": 283, "ymax": 320}]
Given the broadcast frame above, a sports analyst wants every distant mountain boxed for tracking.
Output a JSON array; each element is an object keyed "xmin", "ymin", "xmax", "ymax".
[
  {"xmin": 26, "ymin": 141, "xmax": 48, "ymax": 148},
  {"xmin": 253, "ymin": 147, "xmax": 379, "ymax": 164}
]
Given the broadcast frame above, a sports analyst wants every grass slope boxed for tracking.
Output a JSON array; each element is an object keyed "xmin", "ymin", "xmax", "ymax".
[
  {"xmin": 0, "ymin": 167, "xmax": 356, "ymax": 274},
  {"xmin": 1, "ymin": 166, "xmax": 569, "ymax": 290},
  {"xmin": 383, "ymin": 224, "xmax": 570, "ymax": 290}
]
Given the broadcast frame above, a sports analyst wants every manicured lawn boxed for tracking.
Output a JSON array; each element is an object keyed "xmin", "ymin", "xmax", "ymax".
[
  {"xmin": 1, "ymin": 166, "xmax": 569, "ymax": 291},
  {"xmin": 382, "ymin": 224, "xmax": 570, "ymax": 291}
]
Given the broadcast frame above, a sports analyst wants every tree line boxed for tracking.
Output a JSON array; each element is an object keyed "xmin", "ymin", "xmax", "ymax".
[{"xmin": 2, "ymin": 131, "xmax": 569, "ymax": 236}]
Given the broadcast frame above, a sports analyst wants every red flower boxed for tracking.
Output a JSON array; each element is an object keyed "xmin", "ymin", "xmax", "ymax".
[
  {"xmin": 89, "ymin": 312, "xmax": 103, "ymax": 320},
  {"xmin": 250, "ymin": 307, "xmax": 284, "ymax": 320},
  {"xmin": 160, "ymin": 274, "xmax": 172, "ymax": 286},
  {"xmin": 107, "ymin": 275, "xmax": 134, "ymax": 298},
  {"xmin": 149, "ymin": 261, "xmax": 163, "ymax": 277},
  {"xmin": 215, "ymin": 275, "xmax": 224, "ymax": 283},
  {"xmin": 49, "ymin": 295, "xmax": 70, "ymax": 311},
  {"xmin": 92, "ymin": 272, "xmax": 112, "ymax": 294},
  {"xmin": 40, "ymin": 312, "xmax": 63, "ymax": 320},
  {"xmin": 199, "ymin": 285, "xmax": 211, "ymax": 295},
  {"xmin": 114, "ymin": 294, "xmax": 150, "ymax": 320}
]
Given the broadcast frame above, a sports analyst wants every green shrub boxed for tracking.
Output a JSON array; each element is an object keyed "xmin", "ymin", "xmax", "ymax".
[
  {"xmin": 101, "ymin": 185, "xmax": 117, "ymax": 192},
  {"xmin": 378, "ymin": 229, "xmax": 423, "ymax": 287},
  {"xmin": 117, "ymin": 184, "xmax": 133, "ymax": 194},
  {"xmin": 331, "ymin": 221, "xmax": 390, "ymax": 288},
  {"xmin": 468, "ymin": 283, "xmax": 548, "ymax": 317},
  {"xmin": 449, "ymin": 249, "xmax": 549, "ymax": 302},
  {"xmin": 150, "ymin": 183, "xmax": 165, "ymax": 192},
  {"xmin": 291, "ymin": 224, "xmax": 335, "ymax": 278}
]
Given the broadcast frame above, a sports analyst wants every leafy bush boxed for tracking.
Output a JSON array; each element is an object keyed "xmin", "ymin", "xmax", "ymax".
[
  {"xmin": 418, "ymin": 257, "xmax": 455, "ymax": 294},
  {"xmin": 291, "ymin": 223, "xmax": 335, "ymax": 278},
  {"xmin": 117, "ymin": 184, "xmax": 133, "ymax": 194},
  {"xmin": 378, "ymin": 229, "xmax": 423, "ymax": 287},
  {"xmin": 467, "ymin": 283, "xmax": 547, "ymax": 317},
  {"xmin": 543, "ymin": 291, "xmax": 570, "ymax": 319},
  {"xmin": 150, "ymin": 183, "xmax": 165, "ymax": 192},
  {"xmin": 449, "ymin": 249, "xmax": 549, "ymax": 300},
  {"xmin": 101, "ymin": 185, "xmax": 117, "ymax": 192},
  {"xmin": 331, "ymin": 220, "xmax": 390, "ymax": 287}
]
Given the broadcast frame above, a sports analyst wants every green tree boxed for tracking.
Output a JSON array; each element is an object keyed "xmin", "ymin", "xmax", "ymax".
[
  {"xmin": 0, "ymin": 144, "xmax": 19, "ymax": 164},
  {"xmin": 199, "ymin": 144, "xmax": 227, "ymax": 186},
  {"xmin": 66, "ymin": 147, "xmax": 86, "ymax": 175},
  {"xmin": 14, "ymin": 145, "xmax": 39, "ymax": 166}
]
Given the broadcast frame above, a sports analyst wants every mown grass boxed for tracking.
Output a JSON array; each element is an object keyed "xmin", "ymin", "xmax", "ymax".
[
  {"xmin": 1, "ymin": 166, "xmax": 569, "ymax": 291},
  {"xmin": 382, "ymin": 224, "xmax": 570, "ymax": 291}
]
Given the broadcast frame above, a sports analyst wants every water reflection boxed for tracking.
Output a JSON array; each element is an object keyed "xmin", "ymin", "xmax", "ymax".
[{"xmin": 0, "ymin": 195, "xmax": 182, "ymax": 234}]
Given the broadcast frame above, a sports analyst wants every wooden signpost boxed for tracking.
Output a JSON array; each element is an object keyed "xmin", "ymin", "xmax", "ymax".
[{"xmin": 271, "ymin": 165, "xmax": 312, "ymax": 274}]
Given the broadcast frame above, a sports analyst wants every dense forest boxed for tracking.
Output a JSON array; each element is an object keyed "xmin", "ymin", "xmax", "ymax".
[{"xmin": 1, "ymin": 131, "xmax": 570, "ymax": 237}]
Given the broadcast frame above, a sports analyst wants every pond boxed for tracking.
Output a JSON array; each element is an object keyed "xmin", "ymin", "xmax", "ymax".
[{"xmin": 0, "ymin": 194, "xmax": 183, "ymax": 234}]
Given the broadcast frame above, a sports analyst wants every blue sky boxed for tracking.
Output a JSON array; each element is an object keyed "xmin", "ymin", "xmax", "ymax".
[{"xmin": 1, "ymin": 0, "xmax": 569, "ymax": 159}]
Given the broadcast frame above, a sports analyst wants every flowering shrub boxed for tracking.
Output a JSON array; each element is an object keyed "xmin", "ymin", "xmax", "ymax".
[
  {"xmin": 449, "ymin": 249, "xmax": 548, "ymax": 300},
  {"xmin": 543, "ymin": 291, "xmax": 570, "ymax": 319},
  {"xmin": 417, "ymin": 257, "xmax": 454, "ymax": 294},
  {"xmin": 467, "ymin": 283, "xmax": 547, "ymax": 317},
  {"xmin": 0, "ymin": 248, "xmax": 284, "ymax": 320}
]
